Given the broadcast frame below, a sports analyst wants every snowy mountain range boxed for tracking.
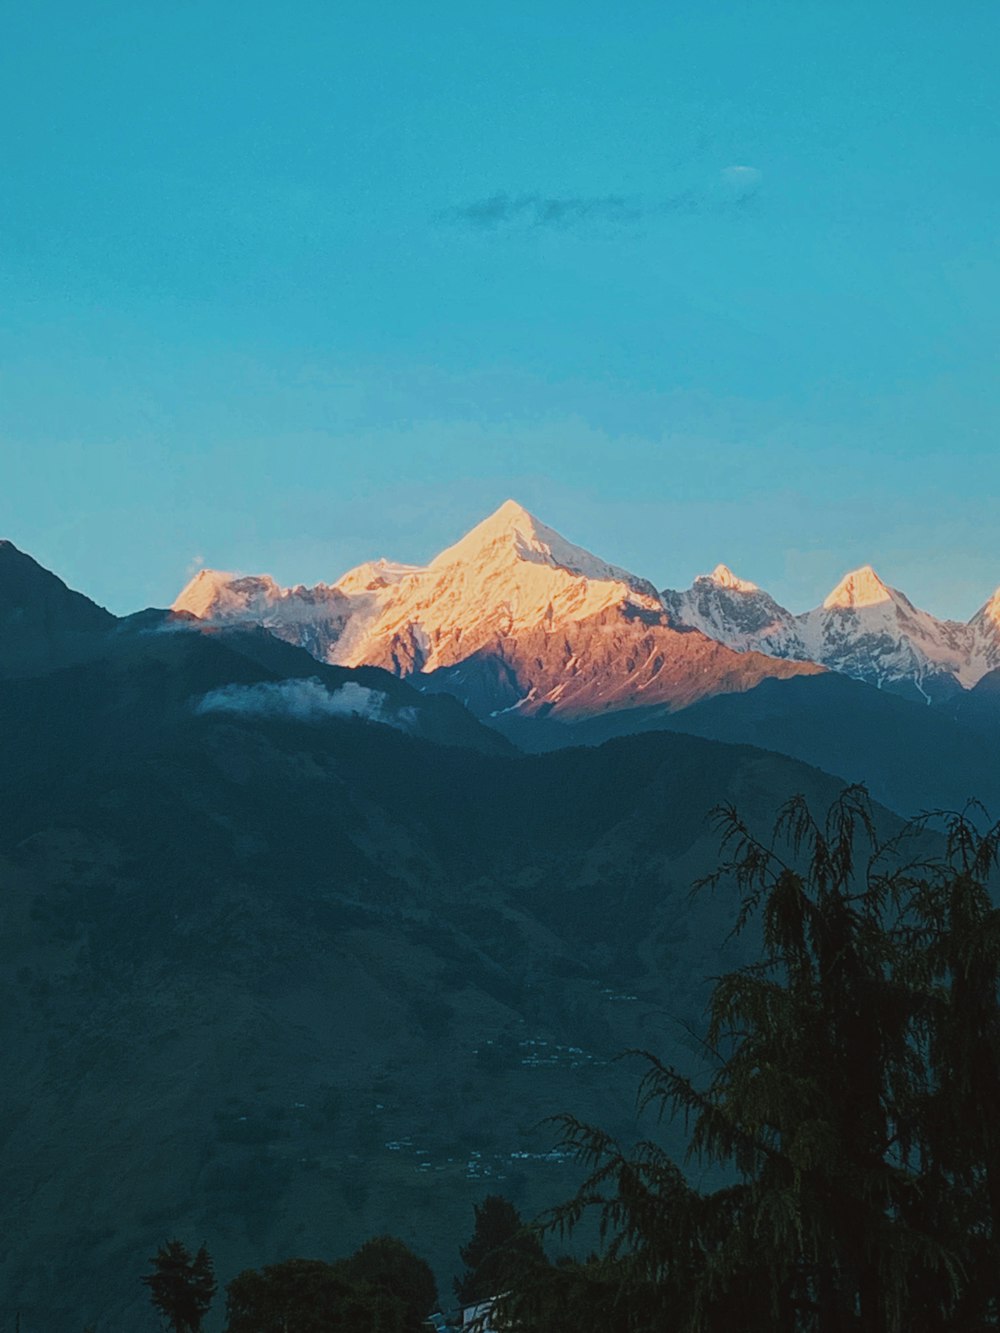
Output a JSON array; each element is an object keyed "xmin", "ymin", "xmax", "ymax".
[
  {"xmin": 173, "ymin": 500, "xmax": 1000, "ymax": 714},
  {"xmin": 174, "ymin": 501, "xmax": 818, "ymax": 719},
  {"xmin": 662, "ymin": 562, "xmax": 1000, "ymax": 703}
]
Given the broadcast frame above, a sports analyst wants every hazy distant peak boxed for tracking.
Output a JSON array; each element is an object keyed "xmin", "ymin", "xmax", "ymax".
[{"xmin": 823, "ymin": 565, "xmax": 894, "ymax": 610}]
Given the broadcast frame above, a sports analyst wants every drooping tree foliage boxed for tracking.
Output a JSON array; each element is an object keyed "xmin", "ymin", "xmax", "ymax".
[
  {"xmin": 504, "ymin": 787, "xmax": 1000, "ymax": 1332},
  {"xmin": 141, "ymin": 1240, "xmax": 216, "ymax": 1333}
]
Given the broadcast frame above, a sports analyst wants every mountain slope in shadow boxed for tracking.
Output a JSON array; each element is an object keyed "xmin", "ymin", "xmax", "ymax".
[
  {"xmin": 490, "ymin": 672, "xmax": 1000, "ymax": 820},
  {"xmin": 0, "ymin": 639, "xmax": 896, "ymax": 1330}
]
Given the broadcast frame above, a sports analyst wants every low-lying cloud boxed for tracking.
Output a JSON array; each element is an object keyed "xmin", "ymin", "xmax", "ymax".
[{"xmin": 195, "ymin": 678, "xmax": 417, "ymax": 730}]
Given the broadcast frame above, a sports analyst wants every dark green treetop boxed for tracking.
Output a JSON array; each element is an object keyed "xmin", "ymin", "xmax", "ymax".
[
  {"xmin": 335, "ymin": 1234, "xmax": 438, "ymax": 1332},
  {"xmin": 224, "ymin": 1257, "xmax": 390, "ymax": 1333},
  {"xmin": 224, "ymin": 1237, "xmax": 436, "ymax": 1333},
  {"xmin": 455, "ymin": 1194, "xmax": 546, "ymax": 1307},
  {"xmin": 141, "ymin": 1240, "xmax": 216, "ymax": 1333}
]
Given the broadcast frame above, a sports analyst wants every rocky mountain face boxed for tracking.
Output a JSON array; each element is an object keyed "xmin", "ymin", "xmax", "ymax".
[
  {"xmin": 663, "ymin": 562, "xmax": 1000, "ymax": 704},
  {"xmin": 174, "ymin": 502, "xmax": 821, "ymax": 719},
  {"xmin": 420, "ymin": 606, "xmax": 820, "ymax": 720},
  {"xmin": 661, "ymin": 565, "xmax": 801, "ymax": 656}
]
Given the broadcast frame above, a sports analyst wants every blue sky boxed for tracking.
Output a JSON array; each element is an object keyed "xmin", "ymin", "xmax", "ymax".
[{"xmin": 2, "ymin": 1, "xmax": 999, "ymax": 617}]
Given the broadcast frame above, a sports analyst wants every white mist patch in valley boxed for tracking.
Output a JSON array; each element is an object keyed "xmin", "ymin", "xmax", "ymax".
[{"xmin": 195, "ymin": 677, "xmax": 417, "ymax": 730}]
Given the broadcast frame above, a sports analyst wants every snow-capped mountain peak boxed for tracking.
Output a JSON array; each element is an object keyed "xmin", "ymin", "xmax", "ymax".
[
  {"xmin": 335, "ymin": 500, "xmax": 665, "ymax": 674},
  {"xmin": 662, "ymin": 564, "xmax": 801, "ymax": 655},
  {"xmin": 966, "ymin": 586, "xmax": 1000, "ymax": 682},
  {"xmin": 973, "ymin": 586, "xmax": 1000, "ymax": 628},
  {"xmin": 173, "ymin": 568, "xmax": 351, "ymax": 661},
  {"xmin": 823, "ymin": 565, "xmax": 894, "ymax": 610},
  {"xmin": 781, "ymin": 568, "xmax": 975, "ymax": 700},
  {"xmin": 705, "ymin": 564, "xmax": 759, "ymax": 593},
  {"xmin": 175, "ymin": 569, "xmax": 284, "ymax": 619},
  {"xmin": 428, "ymin": 499, "xmax": 649, "ymax": 589}
]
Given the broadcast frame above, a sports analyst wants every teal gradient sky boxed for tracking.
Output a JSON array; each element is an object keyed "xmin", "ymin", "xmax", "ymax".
[{"xmin": 2, "ymin": 2, "xmax": 999, "ymax": 616}]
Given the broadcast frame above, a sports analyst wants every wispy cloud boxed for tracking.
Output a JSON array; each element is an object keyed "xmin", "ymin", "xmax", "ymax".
[
  {"xmin": 445, "ymin": 168, "xmax": 763, "ymax": 232},
  {"xmin": 720, "ymin": 165, "xmax": 763, "ymax": 200},
  {"xmin": 195, "ymin": 678, "xmax": 417, "ymax": 730},
  {"xmin": 448, "ymin": 193, "xmax": 641, "ymax": 230}
]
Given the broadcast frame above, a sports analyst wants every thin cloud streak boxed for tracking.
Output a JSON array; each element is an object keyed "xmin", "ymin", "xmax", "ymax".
[
  {"xmin": 447, "ymin": 193, "xmax": 641, "ymax": 230},
  {"xmin": 445, "ymin": 170, "xmax": 763, "ymax": 232}
]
